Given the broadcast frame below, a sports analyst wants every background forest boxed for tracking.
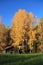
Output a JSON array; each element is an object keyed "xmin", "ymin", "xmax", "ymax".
[{"xmin": 0, "ymin": 9, "xmax": 43, "ymax": 54}]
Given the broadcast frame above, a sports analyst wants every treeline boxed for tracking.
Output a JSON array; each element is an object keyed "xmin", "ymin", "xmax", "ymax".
[{"xmin": 0, "ymin": 9, "xmax": 43, "ymax": 53}]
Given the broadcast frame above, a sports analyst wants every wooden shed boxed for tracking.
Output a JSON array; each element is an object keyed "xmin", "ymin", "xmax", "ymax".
[{"xmin": 5, "ymin": 46, "xmax": 19, "ymax": 54}]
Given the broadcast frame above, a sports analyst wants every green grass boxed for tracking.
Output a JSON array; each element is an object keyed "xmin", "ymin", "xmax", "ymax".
[{"xmin": 0, "ymin": 53, "xmax": 43, "ymax": 65}]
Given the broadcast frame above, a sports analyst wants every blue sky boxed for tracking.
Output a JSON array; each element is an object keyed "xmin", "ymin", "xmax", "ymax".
[{"xmin": 0, "ymin": 0, "xmax": 43, "ymax": 27}]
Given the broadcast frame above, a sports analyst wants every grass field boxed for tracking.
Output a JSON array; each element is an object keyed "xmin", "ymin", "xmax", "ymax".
[{"xmin": 0, "ymin": 53, "xmax": 43, "ymax": 65}]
